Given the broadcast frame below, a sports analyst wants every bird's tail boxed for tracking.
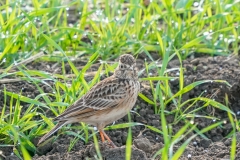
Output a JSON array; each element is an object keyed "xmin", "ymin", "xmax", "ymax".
[{"xmin": 37, "ymin": 121, "xmax": 67, "ymax": 146}]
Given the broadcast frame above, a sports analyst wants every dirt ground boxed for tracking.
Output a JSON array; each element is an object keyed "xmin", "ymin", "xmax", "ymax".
[{"xmin": 1, "ymin": 54, "xmax": 240, "ymax": 160}]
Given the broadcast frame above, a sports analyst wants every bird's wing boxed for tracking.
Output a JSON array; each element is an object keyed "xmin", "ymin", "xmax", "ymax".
[{"xmin": 54, "ymin": 77, "xmax": 128, "ymax": 121}]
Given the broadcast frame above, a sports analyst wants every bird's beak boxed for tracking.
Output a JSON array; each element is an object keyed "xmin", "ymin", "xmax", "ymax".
[{"xmin": 129, "ymin": 66, "xmax": 134, "ymax": 70}]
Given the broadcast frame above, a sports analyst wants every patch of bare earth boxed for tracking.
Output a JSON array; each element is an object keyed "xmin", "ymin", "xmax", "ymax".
[{"xmin": 1, "ymin": 55, "xmax": 240, "ymax": 159}]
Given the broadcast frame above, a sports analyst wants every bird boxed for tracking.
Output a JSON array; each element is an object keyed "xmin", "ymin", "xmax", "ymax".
[{"xmin": 37, "ymin": 54, "xmax": 140, "ymax": 147}]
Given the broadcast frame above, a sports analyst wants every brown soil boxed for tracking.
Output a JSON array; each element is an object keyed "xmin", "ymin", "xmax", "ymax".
[{"xmin": 1, "ymin": 54, "xmax": 240, "ymax": 160}]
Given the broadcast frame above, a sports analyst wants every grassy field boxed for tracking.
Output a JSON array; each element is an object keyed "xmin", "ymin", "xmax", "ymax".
[{"xmin": 0, "ymin": 0, "xmax": 239, "ymax": 159}]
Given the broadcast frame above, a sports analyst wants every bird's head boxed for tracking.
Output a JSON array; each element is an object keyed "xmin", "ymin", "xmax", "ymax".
[{"xmin": 114, "ymin": 54, "xmax": 138, "ymax": 80}]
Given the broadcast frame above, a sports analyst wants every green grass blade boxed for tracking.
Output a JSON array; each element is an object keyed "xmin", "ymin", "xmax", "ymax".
[
  {"xmin": 42, "ymin": 34, "xmax": 79, "ymax": 76},
  {"xmin": 126, "ymin": 112, "xmax": 132, "ymax": 160},
  {"xmin": 165, "ymin": 80, "xmax": 230, "ymax": 105},
  {"xmin": 138, "ymin": 93, "xmax": 155, "ymax": 105},
  {"xmin": 92, "ymin": 129, "xmax": 102, "ymax": 160}
]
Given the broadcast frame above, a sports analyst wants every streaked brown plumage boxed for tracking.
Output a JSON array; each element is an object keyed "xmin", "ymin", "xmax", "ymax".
[{"xmin": 37, "ymin": 54, "xmax": 140, "ymax": 147}]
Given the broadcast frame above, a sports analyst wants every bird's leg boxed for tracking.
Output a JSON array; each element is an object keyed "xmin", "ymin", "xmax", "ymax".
[
  {"xmin": 99, "ymin": 129, "xmax": 117, "ymax": 148},
  {"xmin": 99, "ymin": 130, "xmax": 105, "ymax": 142}
]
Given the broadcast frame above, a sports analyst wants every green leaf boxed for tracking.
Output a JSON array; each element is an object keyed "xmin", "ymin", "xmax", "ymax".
[
  {"xmin": 165, "ymin": 80, "xmax": 231, "ymax": 105},
  {"xmin": 5, "ymin": 91, "xmax": 47, "ymax": 107},
  {"xmin": 140, "ymin": 76, "xmax": 176, "ymax": 81},
  {"xmin": 42, "ymin": 34, "xmax": 79, "ymax": 76},
  {"xmin": 138, "ymin": 93, "xmax": 155, "ymax": 105},
  {"xmin": 175, "ymin": 0, "xmax": 190, "ymax": 9},
  {"xmin": 106, "ymin": 122, "xmax": 142, "ymax": 130}
]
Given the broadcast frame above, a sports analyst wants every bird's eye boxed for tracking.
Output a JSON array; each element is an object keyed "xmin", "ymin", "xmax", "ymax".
[{"xmin": 120, "ymin": 65, "xmax": 124, "ymax": 69}]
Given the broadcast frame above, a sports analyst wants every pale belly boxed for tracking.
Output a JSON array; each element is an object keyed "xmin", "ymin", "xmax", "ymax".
[{"xmin": 84, "ymin": 96, "xmax": 138, "ymax": 129}]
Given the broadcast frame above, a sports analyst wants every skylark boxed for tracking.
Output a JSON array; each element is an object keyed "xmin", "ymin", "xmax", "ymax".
[{"xmin": 38, "ymin": 54, "xmax": 140, "ymax": 147}]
